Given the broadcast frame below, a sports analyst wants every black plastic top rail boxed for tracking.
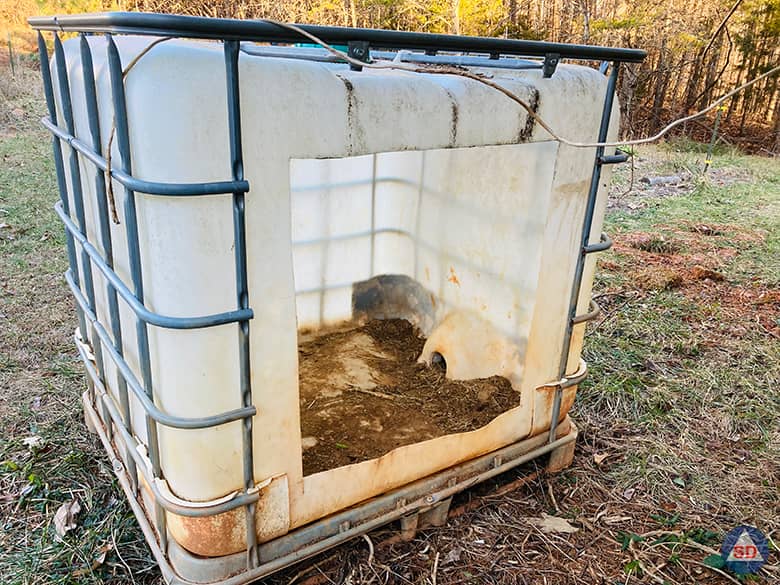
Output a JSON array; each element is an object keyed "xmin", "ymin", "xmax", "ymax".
[{"xmin": 28, "ymin": 11, "xmax": 646, "ymax": 63}]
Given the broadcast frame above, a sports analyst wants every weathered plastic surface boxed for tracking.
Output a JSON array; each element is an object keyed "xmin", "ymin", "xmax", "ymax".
[{"xmin": 54, "ymin": 36, "xmax": 616, "ymax": 557}]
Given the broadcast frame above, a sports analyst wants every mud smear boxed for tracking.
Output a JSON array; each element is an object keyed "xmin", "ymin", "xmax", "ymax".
[
  {"xmin": 338, "ymin": 76, "xmax": 358, "ymax": 155},
  {"xmin": 299, "ymin": 319, "xmax": 518, "ymax": 476},
  {"xmin": 517, "ymin": 88, "xmax": 540, "ymax": 142}
]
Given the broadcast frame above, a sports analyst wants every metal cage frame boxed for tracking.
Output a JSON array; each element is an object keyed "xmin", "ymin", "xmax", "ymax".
[{"xmin": 29, "ymin": 11, "xmax": 645, "ymax": 584}]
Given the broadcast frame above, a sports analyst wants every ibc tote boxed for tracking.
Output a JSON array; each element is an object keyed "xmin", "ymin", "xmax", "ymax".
[{"xmin": 30, "ymin": 11, "xmax": 645, "ymax": 584}]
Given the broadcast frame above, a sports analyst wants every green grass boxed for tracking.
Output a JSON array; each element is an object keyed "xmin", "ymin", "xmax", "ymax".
[
  {"xmin": 577, "ymin": 149, "xmax": 780, "ymax": 555},
  {"xmin": 1, "ymin": 87, "xmax": 158, "ymax": 584}
]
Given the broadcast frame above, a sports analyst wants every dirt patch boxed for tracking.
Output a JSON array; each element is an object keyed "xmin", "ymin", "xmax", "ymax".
[
  {"xmin": 298, "ymin": 319, "xmax": 517, "ymax": 475},
  {"xmin": 612, "ymin": 229, "xmax": 779, "ymax": 338},
  {"xmin": 628, "ymin": 233, "xmax": 681, "ymax": 254}
]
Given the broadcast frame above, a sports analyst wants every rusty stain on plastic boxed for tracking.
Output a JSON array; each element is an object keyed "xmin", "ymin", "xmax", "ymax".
[
  {"xmin": 166, "ymin": 475, "xmax": 290, "ymax": 557},
  {"xmin": 517, "ymin": 88, "xmax": 540, "ymax": 142},
  {"xmin": 447, "ymin": 266, "xmax": 460, "ymax": 286}
]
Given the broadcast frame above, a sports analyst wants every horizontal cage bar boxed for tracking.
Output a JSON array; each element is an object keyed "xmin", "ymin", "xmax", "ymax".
[
  {"xmin": 599, "ymin": 152, "xmax": 630, "ymax": 165},
  {"xmin": 67, "ymin": 271, "xmax": 257, "ymax": 429},
  {"xmin": 56, "ymin": 202, "xmax": 253, "ymax": 329},
  {"xmin": 571, "ymin": 299, "xmax": 601, "ymax": 325},
  {"xmin": 44, "ymin": 118, "xmax": 250, "ymax": 197},
  {"xmin": 79, "ymin": 360, "xmax": 261, "ymax": 517},
  {"xmin": 29, "ymin": 12, "xmax": 646, "ymax": 63},
  {"xmin": 583, "ymin": 232, "xmax": 613, "ymax": 254}
]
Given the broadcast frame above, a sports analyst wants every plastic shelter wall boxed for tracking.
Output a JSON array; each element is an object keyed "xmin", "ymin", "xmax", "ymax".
[{"xmin": 53, "ymin": 35, "xmax": 617, "ymax": 556}]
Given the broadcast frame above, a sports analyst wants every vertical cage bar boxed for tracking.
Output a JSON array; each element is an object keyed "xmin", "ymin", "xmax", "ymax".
[
  {"xmin": 106, "ymin": 34, "xmax": 167, "ymax": 549},
  {"xmin": 52, "ymin": 35, "xmax": 107, "ymax": 397},
  {"xmin": 38, "ymin": 33, "xmax": 87, "ymax": 342},
  {"xmin": 549, "ymin": 62, "xmax": 620, "ymax": 444},
  {"xmin": 369, "ymin": 153, "xmax": 377, "ymax": 277},
  {"xmin": 412, "ymin": 151, "xmax": 426, "ymax": 279},
  {"xmin": 224, "ymin": 39, "xmax": 259, "ymax": 569},
  {"xmin": 79, "ymin": 34, "xmax": 138, "ymax": 492}
]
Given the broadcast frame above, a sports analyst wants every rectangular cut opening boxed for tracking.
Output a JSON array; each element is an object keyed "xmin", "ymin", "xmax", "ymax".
[{"xmin": 290, "ymin": 142, "xmax": 559, "ymax": 476}]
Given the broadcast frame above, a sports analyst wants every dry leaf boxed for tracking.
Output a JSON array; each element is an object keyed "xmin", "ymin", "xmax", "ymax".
[
  {"xmin": 622, "ymin": 487, "xmax": 636, "ymax": 500},
  {"xmin": 593, "ymin": 452, "xmax": 609, "ymax": 465},
  {"xmin": 71, "ymin": 543, "xmax": 113, "ymax": 577},
  {"xmin": 94, "ymin": 542, "xmax": 112, "ymax": 564},
  {"xmin": 443, "ymin": 546, "xmax": 462, "ymax": 565},
  {"xmin": 22, "ymin": 436, "xmax": 43, "ymax": 449},
  {"xmin": 53, "ymin": 499, "xmax": 81, "ymax": 539},
  {"xmin": 528, "ymin": 513, "xmax": 579, "ymax": 534},
  {"xmin": 602, "ymin": 515, "xmax": 632, "ymax": 525}
]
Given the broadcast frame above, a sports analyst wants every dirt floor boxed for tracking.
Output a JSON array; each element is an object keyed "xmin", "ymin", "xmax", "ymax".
[{"xmin": 299, "ymin": 319, "xmax": 517, "ymax": 475}]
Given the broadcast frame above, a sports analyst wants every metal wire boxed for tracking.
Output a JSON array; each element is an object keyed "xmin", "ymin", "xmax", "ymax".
[{"xmin": 259, "ymin": 18, "xmax": 780, "ymax": 149}]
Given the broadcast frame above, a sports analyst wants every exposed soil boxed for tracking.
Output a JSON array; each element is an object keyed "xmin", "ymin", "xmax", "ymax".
[
  {"xmin": 298, "ymin": 319, "xmax": 517, "ymax": 475},
  {"xmin": 610, "ymin": 226, "xmax": 780, "ymax": 339}
]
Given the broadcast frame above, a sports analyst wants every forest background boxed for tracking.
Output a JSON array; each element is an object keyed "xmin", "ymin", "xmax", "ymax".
[{"xmin": 3, "ymin": 0, "xmax": 779, "ymax": 151}]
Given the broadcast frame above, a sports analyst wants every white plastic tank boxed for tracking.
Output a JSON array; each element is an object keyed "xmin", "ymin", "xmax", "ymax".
[{"xmin": 55, "ymin": 34, "xmax": 617, "ymax": 557}]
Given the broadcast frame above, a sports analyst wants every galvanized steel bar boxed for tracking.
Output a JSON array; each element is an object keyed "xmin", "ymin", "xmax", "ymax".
[
  {"xmin": 28, "ymin": 12, "xmax": 647, "ymax": 63},
  {"xmin": 549, "ymin": 62, "xmax": 620, "ymax": 443},
  {"xmin": 37, "ymin": 33, "xmax": 88, "ymax": 342},
  {"xmin": 52, "ymin": 35, "xmax": 99, "ymax": 327},
  {"xmin": 78, "ymin": 32, "xmax": 129, "ymax": 460},
  {"xmin": 583, "ymin": 232, "xmax": 612, "ymax": 254},
  {"xmin": 41, "ymin": 118, "xmax": 249, "ymax": 196},
  {"xmin": 571, "ymin": 300, "xmax": 601, "ymax": 325},
  {"xmin": 52, "ymin": 33, "xmax": 112, "ymax": 448},
  {"xmin": 66, "ymin": 270, "xmax": 257, "ymax": 430},
  {"xmin": 559, "ymin": 363, "xmax": 588, "ymax": 389},
  {"xmin": 55, "ymin": 202, "xmax": 253, "ymax": 329},
  {"xmin": 599, "ymin": 152, "xmax": 629, "ymax": 165},
  {"xmin": 224, "ymin": 39, "xmax": 259, "ymax": 569},
  {"xmin": 80, "ymin": 375, "xmax": 261, "ymax": 519},
  {"xmin": 239, "ymin": 45, "xmax": 544, "ymax": 71},
  {"xmin": 106, "ymin": 34, "xmax": 167, "ymax": 550}
]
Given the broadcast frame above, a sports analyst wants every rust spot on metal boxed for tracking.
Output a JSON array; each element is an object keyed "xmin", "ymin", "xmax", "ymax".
[
  {"xmin": 559, "ymin": 387, "xmax": 577, "ymax": 421},
  {"xmin": 554, "ymin": 416, "xmax": 572, "ymax": 439},
  {"xmin": 165, "ymin": 476, "xmax": 290, "ymax": 557}
]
